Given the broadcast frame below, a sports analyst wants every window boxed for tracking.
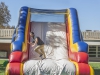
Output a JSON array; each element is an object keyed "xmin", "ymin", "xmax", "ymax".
[
  {"xmin": 89, "ymin": 45, "xmax": 100, "ymax": 58},
  {"xmin": 98, "ymin": 52, "xmax": 100, "ymax": 57},
  {"xmin": 98, "ymin": 46, "xmax": 100, "ymax": 51},
  {"xmin": 89, "ymin": 46, "xmax": 96, "ymax": 49},
  {"xmin": 98, "ymin": 46, "xmax": 100, "ymax": 57},
  {"xmin": 88, "ymin": 46, "xmax": 96, "ymax": 57},
  {"xmin": 0, "ymin": 51, "xmax": 7, "ymax": 58}
]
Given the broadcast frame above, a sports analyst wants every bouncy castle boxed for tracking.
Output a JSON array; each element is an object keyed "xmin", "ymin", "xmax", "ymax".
[{"xmin": 5, "ymin": 6, "xmax": 94, "ymax": 75}]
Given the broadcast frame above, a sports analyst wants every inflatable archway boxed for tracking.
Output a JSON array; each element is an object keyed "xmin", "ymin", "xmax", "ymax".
[{"xmin": 5, "ymin": 6, "xmax": 94, "ymax": 75}]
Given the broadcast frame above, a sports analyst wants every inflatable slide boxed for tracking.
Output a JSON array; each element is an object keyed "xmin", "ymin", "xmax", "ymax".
[{"xmin": 5, "ymin": 6, "xmax": 94, "ymax": 75}]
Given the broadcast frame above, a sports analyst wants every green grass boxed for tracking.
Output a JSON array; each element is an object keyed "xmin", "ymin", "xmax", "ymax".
[
  {"xmin": 0, "ymin": 59, "xmax": 100, "ymax": 75},
  {"xmin": 89, "ymin": 62, "xmax": 100, "ymax": 75},
  {"xmin": 0, "ymin": 59, "xmax": 8, "ymax": 75}
]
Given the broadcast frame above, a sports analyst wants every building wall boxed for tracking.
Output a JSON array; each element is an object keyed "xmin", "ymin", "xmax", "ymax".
[
  {"xmin": 82, "ymin": 30, "xmax": 100, "ymax": 39},
  {"xmin": 0, "ymin": 29, "xmax": 100, "ymax": 61},
  {"xmin": 0, "ymin": 43, "xmax": 11, "ymax": 58},
  {"xmin": 82, "ymin": 30, "xmax": 100, "ymax": 61},
  {"xmin": 0, "ymin": 29, "xmax": 14, "ymax": 58}
]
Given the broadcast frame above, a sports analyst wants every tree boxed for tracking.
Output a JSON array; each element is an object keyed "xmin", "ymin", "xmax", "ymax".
[
  {"xmin": 0, "ymin": 2, "xmax": 11, "ymax": 28},
  {"xmin": 10, "ymin": 25, "xmax": 15, "ymax": 29}
]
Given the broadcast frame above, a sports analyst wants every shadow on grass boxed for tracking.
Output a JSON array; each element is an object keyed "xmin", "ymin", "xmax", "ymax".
[
  {"xmin": 91, "ymin": 64, "xmax": 100, "ymax": 75},
  {"xmin": 0, "ymin": 60, "xmax": 8, "ymax": 73},
  {"xmin": 89, "ymin": 63, "xmax": 100, "ymax": 75},
  {"xmin": 94, "ymin": 69, "xmax": 100, "ymax": 75}
]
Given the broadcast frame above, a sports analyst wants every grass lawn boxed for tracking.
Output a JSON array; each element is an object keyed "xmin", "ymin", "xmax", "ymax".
[
  {"xmin": 89, "ymin": 62, "xmax": 100, "ymax": 75},
  {"xmin": 0, "ymin": 59, "xmax": 100, "ymax": 75},
  {"xmin": 0, "ymin": 59, "xmax": 8, "ymax": 75}
]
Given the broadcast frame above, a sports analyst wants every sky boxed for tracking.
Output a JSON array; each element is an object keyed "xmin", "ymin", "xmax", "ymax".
[{"xmin": 0, "ymin": 0, "xmax": 100, "ymax": 31}]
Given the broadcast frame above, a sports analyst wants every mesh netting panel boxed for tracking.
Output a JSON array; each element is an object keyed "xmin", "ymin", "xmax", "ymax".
[{"xmin": 31, "ymin": 13, "xmax": 65, "ymax": 23}]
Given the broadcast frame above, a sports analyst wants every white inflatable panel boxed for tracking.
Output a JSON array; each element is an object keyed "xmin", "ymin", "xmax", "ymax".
[{"xmin": 23, "ymin": 22, "xmax": 75, "ymax": 75}]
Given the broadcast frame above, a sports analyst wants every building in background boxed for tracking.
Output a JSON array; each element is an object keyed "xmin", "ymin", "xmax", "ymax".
[
  {"xmin": 0, "ymin": 29, "xmax": 14, "ymax": 58},
  {"xmin": 0, "ymin": 29, "xmax": 100, "ymax": 62},
  {"xmin": 82, "ymin": 30, "xmax": 100, "ymax": 62}
]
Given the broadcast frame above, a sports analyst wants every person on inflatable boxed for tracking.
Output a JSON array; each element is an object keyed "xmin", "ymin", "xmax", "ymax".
[{"xmin": 28, "ymin": 32, "xmax": 46, "ymax": 59}]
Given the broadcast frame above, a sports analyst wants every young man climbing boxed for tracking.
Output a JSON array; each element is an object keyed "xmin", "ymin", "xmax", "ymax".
[{"xmin": 28, "ymin": 32, "xmax": 46, "ymax": 59}]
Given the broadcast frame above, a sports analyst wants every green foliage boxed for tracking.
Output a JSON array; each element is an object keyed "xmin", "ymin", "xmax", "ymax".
[
  {"xmin": 0, "ymin": 60, "xmax": 8, "ymax": 74},
  {"xmin": 3, "ymin": 60, "xmax": 8, "ymax": 67},
  {"xmin": 0, "ymin": 2, "xmax": 11, "ymax": 28}
]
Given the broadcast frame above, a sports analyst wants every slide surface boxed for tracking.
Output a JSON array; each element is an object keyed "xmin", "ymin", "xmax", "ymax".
[
  {"xmin": 5, "ymin": 6, "xmax": 94, "ymax": 75},
  {"xmin": 23, "ymin": 22, "xmax": 75, "ymax": 75}
]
